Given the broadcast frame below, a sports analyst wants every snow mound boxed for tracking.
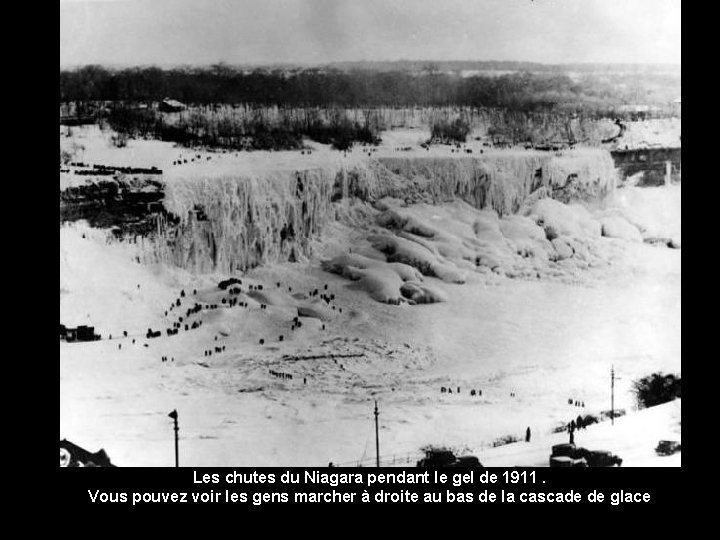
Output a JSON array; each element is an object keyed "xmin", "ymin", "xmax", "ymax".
[
  {"xmin": 551, "ymin": 237, "xmax": 575, "ymax": 260},
  {"xmin": 499, "ymin": 215, "xmax": 553, "ymax": 261},
  {"xmin": 246, "ymin": 289, "xmax": 297, "ymax": 308},
  {"xmin": 600, "ymin": 216, "xmax": 643, "ymax": 242},
  {"xmin": 400, "ymin": 282, "xmax": 448, "ymax": 304},
  {"xmin": 525, "ymin": 198, "xmax": 601, "ymax": 239},
  {"xmin": 322, "ymin": 252, "xmax": 430, "ymax": 304},
  {"xmin": 321, "ymin": 188, "xmax": 661, "ymax": 304},
  {"xmin": 368, "ymin": 233, "xmax": 468, "ymax": 284},
  {"xmin": 297, "ymin": 302, "xmax": 336, "ymax": 321}
]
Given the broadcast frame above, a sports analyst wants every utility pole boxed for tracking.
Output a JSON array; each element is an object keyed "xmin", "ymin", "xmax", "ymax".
[
  {"xmin": 611, "ymin": 366, "xmax": 622, "ymax": 426},
  {"xmin": 168, "ymin": 409, "xmax": 179, "ymax": 467},
  {"xmin": 374, "ymin": 400, "xmax": 380, "ymax": 468},
  {"xmin": 611, "ymin": 366, "xmax": 615, "ymax": 426}
]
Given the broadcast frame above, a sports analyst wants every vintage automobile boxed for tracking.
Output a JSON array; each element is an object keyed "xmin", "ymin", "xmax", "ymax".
[
  {"xmin": 549, "ymin": 455, "xmax": 588, "ymax": 468},
  {"xmin": 417, "ymin": 448, "xmax": 483, "ymax": 468},
  {"xmin": 655, "ymin": 440, "xmax": 681, "ymax": 456},
  {"xmin": 550, "ymin": 443, "xmax": 621, "ymax": 467},
  {"xmin": 449, "ymin": 455, "xmax": 483, "ymax": 467},
  {"xmin": 576, "ymin": 448, "xmax": 623, "ymax": 467}
]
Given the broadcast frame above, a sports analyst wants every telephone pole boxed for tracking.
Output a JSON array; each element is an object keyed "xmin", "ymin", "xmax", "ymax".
[
  {"xmin": 610, "ymin": 366, "xmax": 623, "ymax": 426},
  {"xmin": 611, "ymin": 366, "xmax": 615, "ymax": 426},
  {"xmin": 374, "ymin": 400, "xmax": 380, "ymax": 468},
  {"xmin": 168, "ymin": 409, "xmax": 179, "ymax": 467}
]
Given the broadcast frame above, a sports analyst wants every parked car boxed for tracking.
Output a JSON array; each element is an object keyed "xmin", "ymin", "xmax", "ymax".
[
  {"xmin": 450, "ymin": 455, "xmax": 483, "ymax": 467},
  {"xmin": 550, "ymin": 443, "xmax": 621, "ymax": 467},
  {"xmin": 655, "ymin": 440, "xmax": 681, "ymax": 456},
  {"xmin": 417, "ymin": 448, "xmax": 483, "ymax": 467},
  {"xmin": 550, "ymin": 455, "xmax": 588, "ymax": 468},
  {"xmin": 576, "ymin": 448, "xmax": 623, "ymax": 467},
  {"xmin": 551, "ymin": 443, "xmax": 578, "ymax": 458}
]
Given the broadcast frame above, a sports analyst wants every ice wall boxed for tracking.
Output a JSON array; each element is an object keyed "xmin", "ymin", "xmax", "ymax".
[
  {"xmin": 151, "ymin": 169, "xmax": 335, "ymax": 273},
  {"xmin": 145, "ymin": 149, "xmax": 616, "ymax": 273},
  {"xmin": 342, "ymin": 149, "xmax": 616, "ymax": 215}
]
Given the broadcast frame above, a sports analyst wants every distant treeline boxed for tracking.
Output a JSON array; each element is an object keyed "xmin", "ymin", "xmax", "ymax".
[
  {"xmin": 99, "ymin": 104, "xmax": 381, "ymax": 150},
  {"xmin": 59, "ymin": 65, "xmax": 679, "ymax": 114},
  {"xmin": 326, "ymin": 59, "xmax": 681, "ymax": 75}
]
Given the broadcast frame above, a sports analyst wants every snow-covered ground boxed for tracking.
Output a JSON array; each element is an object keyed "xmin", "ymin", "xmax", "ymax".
[
  {"xmin": 477, "ymin": 399, "xmax": 681, "ymax": 467},
  {"xmin": 60, "ymin": 128, "xmax": 680, "ymax": 467},
  {"xmin": 613, "ymin": 118, "xmax": 681, "ymax": 150}
]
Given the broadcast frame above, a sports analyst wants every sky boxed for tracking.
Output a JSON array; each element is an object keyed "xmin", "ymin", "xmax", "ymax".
[{"xmin": 60, "ymin": 0, "xmax": 681, "ymax": 68}]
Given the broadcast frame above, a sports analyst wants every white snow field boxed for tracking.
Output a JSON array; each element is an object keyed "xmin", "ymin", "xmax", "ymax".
[{"xmin": 60, "ymin": 127, "xmax": 680, "ymax": 467}]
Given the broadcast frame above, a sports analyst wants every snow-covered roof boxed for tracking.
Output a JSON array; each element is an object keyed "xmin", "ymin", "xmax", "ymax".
[{"xmin": 161, "ymin": 98, "xmax": 186, "ymax": 109}]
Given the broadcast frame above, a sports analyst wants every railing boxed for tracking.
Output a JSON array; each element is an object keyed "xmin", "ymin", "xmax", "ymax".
[{"xmin": 331, "ymin": 437, "xmax": 515, "ymax": 468}]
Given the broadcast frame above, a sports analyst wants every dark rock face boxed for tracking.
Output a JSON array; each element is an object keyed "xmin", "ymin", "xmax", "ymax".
[
  {"xmin": 611, "ymin": 147, "xmax": 681, "ymax": 186},
  {"xmin": 60, "ymin": 175, "xmax": 177, "ymax": 237}
]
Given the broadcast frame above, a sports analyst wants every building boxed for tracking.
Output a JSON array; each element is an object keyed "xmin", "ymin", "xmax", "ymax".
[
  {"xmin": 60, "ymin": 324, "xmax": 99, "ymax": 342},
  {"xmin": 617, "ymin": 104, "xmax": 662, "ymax": 121},
  {"xmin": 159, "ymin": 98, "xmax": 186, "ymax": 113}
]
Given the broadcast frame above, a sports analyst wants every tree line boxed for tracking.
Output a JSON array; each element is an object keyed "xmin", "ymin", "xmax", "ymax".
[{"xmin": 60, "ymin": 65, "xmax": 678, "ymax": 115}]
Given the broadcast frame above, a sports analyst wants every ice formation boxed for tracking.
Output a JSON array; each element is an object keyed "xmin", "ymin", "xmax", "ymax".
[
  {"xmin": 143, "ymin": 149, "xmax": 617, "ymax": 279},
  {"xmin": 155, "ymin": 169, "xmax": 335, "ymax": 273}
]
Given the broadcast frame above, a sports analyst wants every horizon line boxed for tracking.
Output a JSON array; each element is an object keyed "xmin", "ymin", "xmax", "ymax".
[{"xmin": 60, "ymin": 59, "xmax": 682, "ymax": 70}]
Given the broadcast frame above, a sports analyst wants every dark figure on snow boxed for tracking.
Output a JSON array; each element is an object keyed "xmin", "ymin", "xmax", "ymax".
[
  {"xmin": 576, "ymin": 415, "xmax": 584, "ymax": 430},
  {"xmin": 525, "ymin": 427, "xmax": 531, "ymax": 442}
]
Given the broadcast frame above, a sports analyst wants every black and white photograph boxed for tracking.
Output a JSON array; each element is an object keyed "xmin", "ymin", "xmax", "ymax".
[{"xmin": 59, "ymin": 0, "xmax": 681, "ymax": 469}]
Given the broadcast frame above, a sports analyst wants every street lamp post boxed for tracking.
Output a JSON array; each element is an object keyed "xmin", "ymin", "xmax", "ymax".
[{"xmin": 168, "ymin": 409, "xmax": 179, "ymax": 467}]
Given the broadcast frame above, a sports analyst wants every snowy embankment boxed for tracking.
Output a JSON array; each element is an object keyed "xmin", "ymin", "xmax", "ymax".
[{"xmin": 477, "ymin": 399, "xmax": 681, "ymax": 467}]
